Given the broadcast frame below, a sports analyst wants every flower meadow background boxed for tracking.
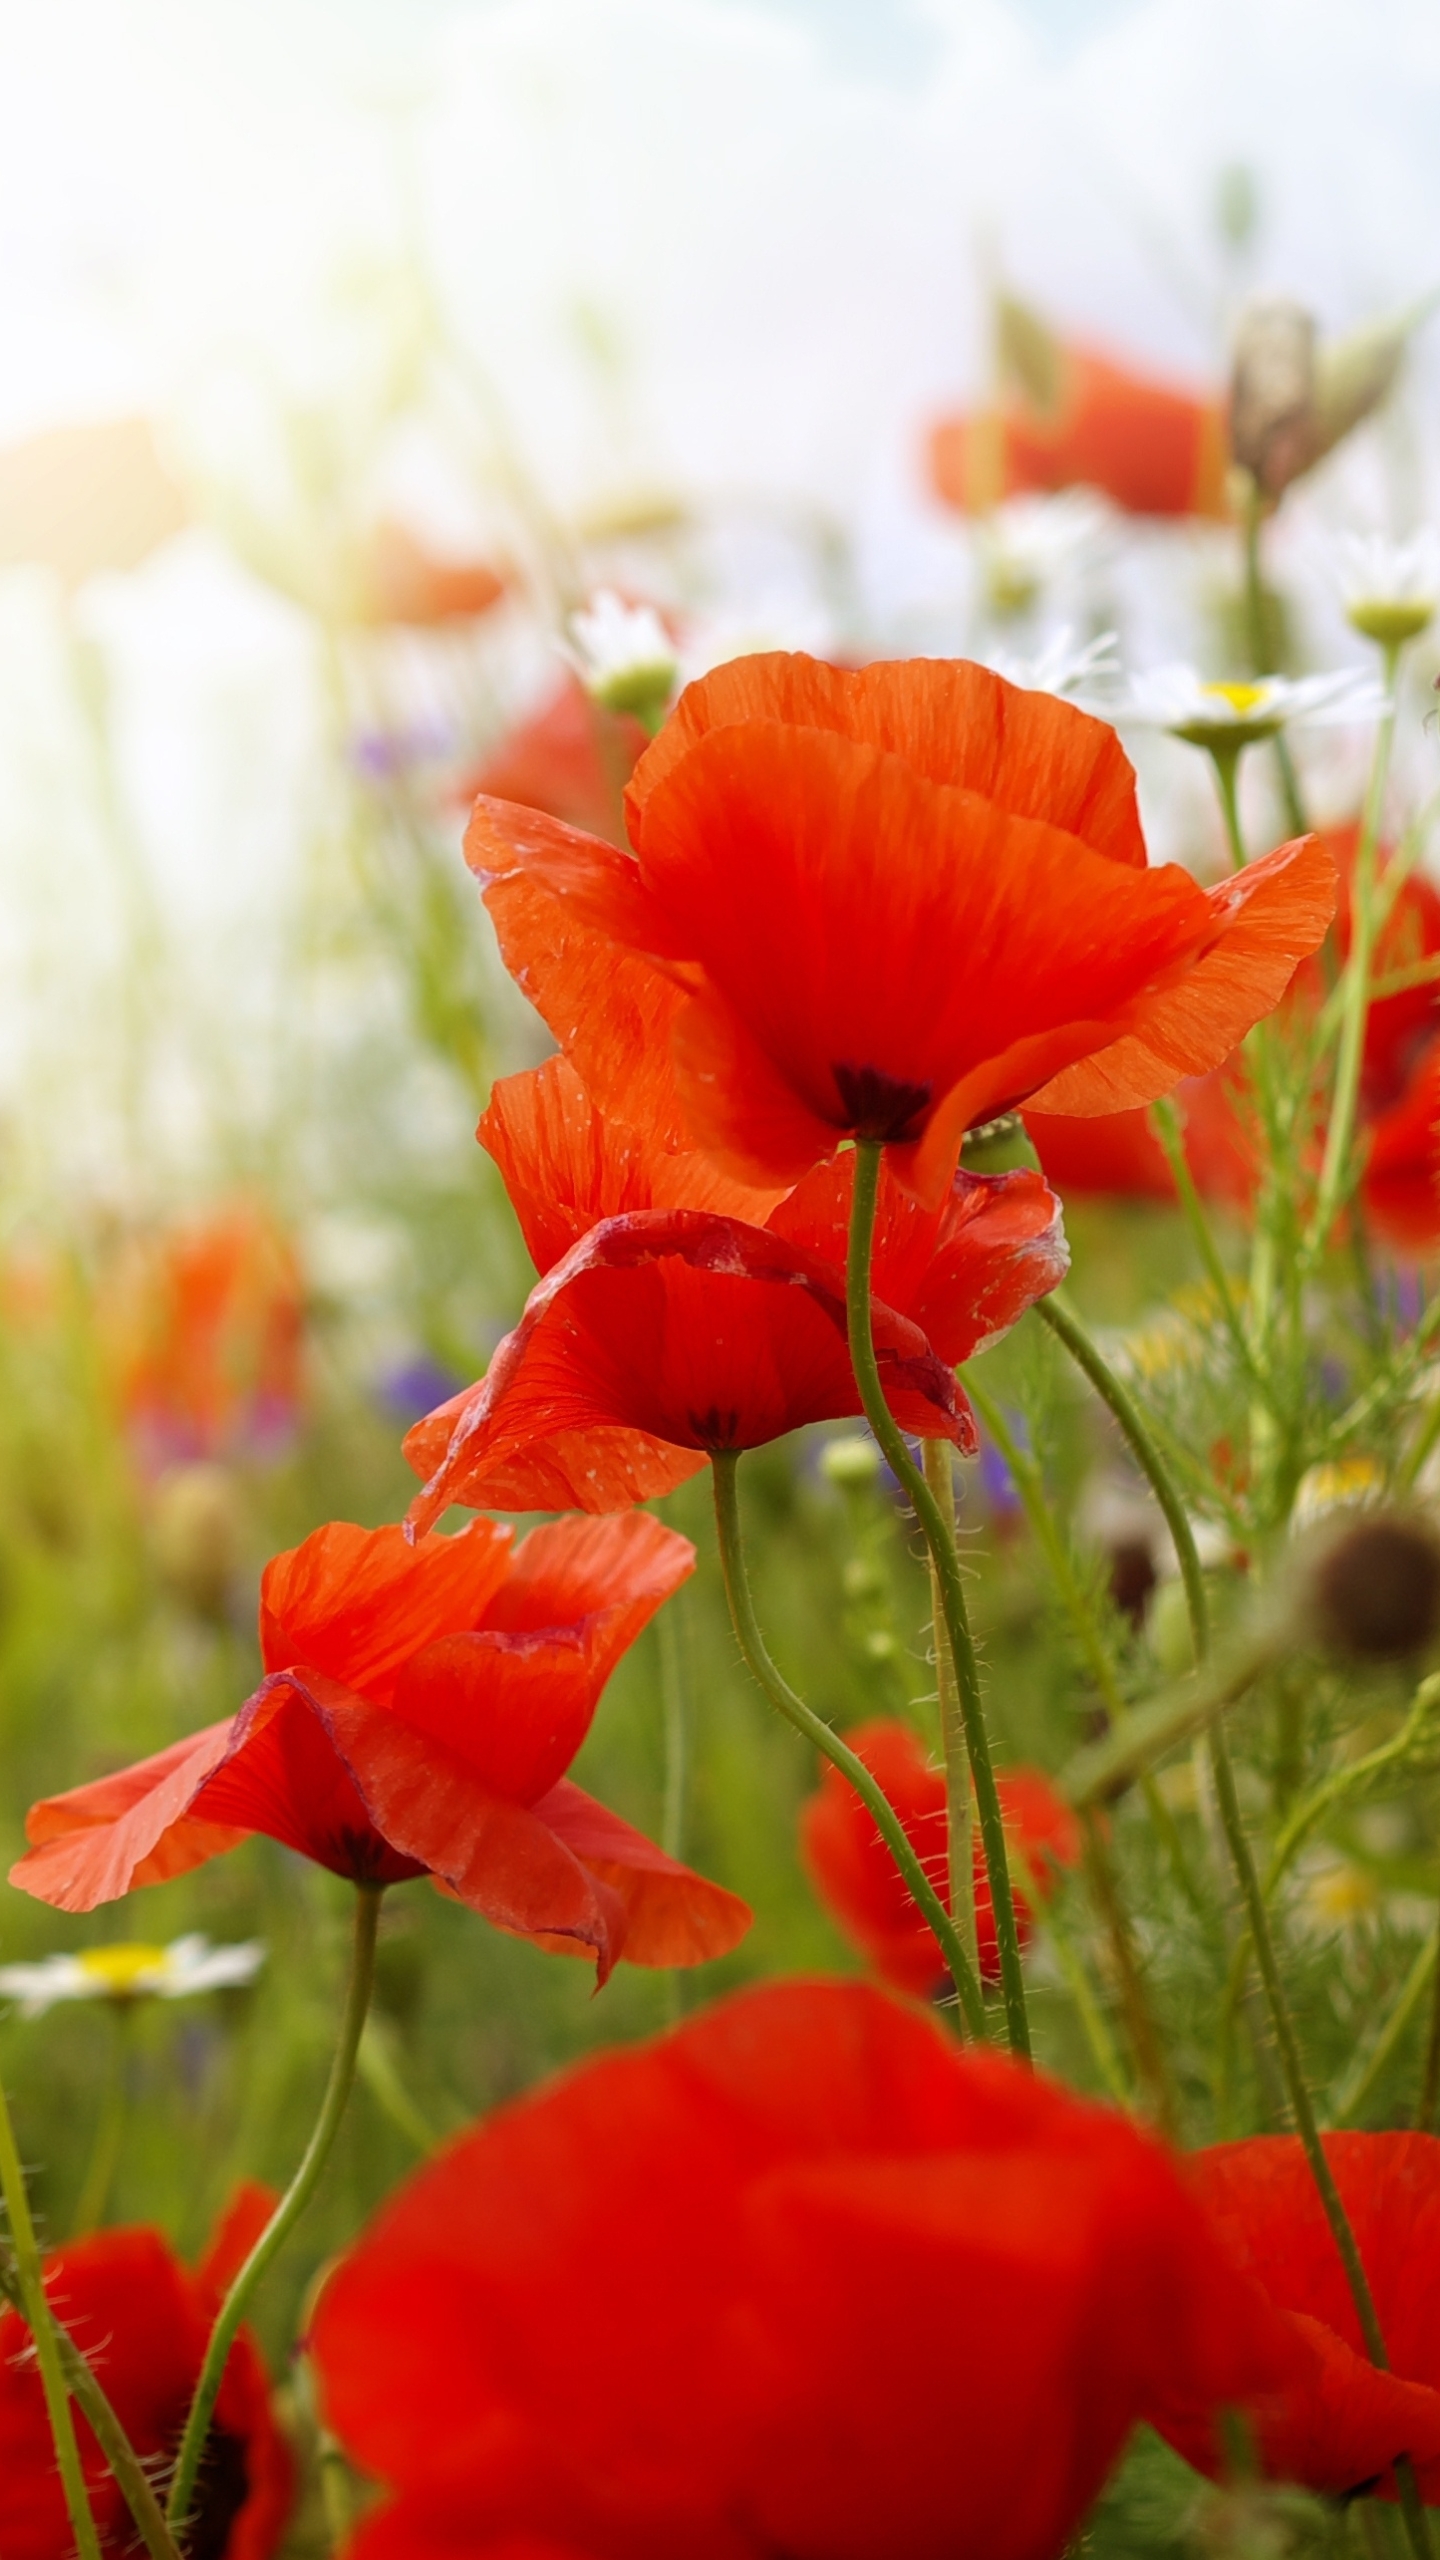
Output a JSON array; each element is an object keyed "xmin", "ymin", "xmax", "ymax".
[{"xmin": 8, "ymin": 0, "xmax": 1440, "ymax": 2552}]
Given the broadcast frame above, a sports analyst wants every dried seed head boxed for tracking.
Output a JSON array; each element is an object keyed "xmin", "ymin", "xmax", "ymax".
[{"xmin": 1309, "ymin": 1514, "xmax": 1440, "ymax": 1663}]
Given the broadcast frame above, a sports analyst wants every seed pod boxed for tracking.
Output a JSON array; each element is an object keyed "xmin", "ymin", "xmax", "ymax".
[{"xmin": 1308, "ymin": 1512, "xmax": 1440, "ymax": 1663}]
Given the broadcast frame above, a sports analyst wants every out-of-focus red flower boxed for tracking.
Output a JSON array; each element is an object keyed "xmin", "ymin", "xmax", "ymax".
[
  {"xmin": 467, "ymin": 655, "xmax": 1335, "ymax": 1208},
  {"xmin": 404, "ymin": 1055, "xmax": 1068, "ymax": 1523},
  {"xmin": 455, "ymin": 672, "xmax": 646, "ymax": 846},
  {"xmin": 1163, "ymin": 2133, "xmax": 1440, "ymax": 2503},
  {"xmin": 355, "ymin": 521, "xmax": 507, "ymax": 626},
  {"xmin": 0, "ymin": 2185, "xmax": 292, "ymax": 2560},
  {"xmin": 926, "ymin": 304, "xmax": 1227, "ymax": 521},
  {"xmin": 799, "ymin": 1718, "xmax": 1081, "ymax": 1996},
  {"xmin": 311, "ymin": 1977, "xmax": 1285, "ymax": 2560},
  {"xmin": 1026, "ymin": 827, "xmax": 1440, "ymax": 1251},
  {"xmin": 12, "ymin": 1514, "xmax": 746, "ymax": 1982},
  {"xmin": 109, "ymin": 1207, "xmax": 305, "ymax": 1474}
]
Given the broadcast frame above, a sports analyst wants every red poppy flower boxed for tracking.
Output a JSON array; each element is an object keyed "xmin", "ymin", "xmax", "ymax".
[
  {"xmin": 312, "ymin": 1977, "xmax": 1284, "ymax": 2560},
  {"xmin": 109, "ymin": 1206, "xmax": 305, "ymax": 1473},
  {"xmin": 799, "ymin": 1718, "xmax": 1081, "ymax": 1996},
  {"xmin": 1162, "ymin": 2133, "xmax": 1440, "ymax": 2502},
  {"xmin": 454, "ymin": 673, "xmax": 646, "ymax": 846},
  {"xmin": 466, "ymin": 654, "xmax": 1335, "ymax": 1208},
  {"xmin": 12, "ymin": 1514, "xmax": 747, "ymax": 1983},
  {"xmin": 405, "ymin": 1056, "xmax": 1066, "ymax": 1524},
  {"xmin": 927, "ymin": 337, "xmax": 1227, "ymax": 520},
  {"xmin": 0, "ymin": 2184, "xmax": 292, "ymax": 2560},
  {"xmin": 1026, "ymin": 826, "xmax": 1440, "ymax": 1250},
  {"xmin": 356, "ymin": 521, "xmax": 507, "ymax": 626}
]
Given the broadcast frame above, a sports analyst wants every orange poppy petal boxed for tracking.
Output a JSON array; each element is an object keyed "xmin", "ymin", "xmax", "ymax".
[
  {"xmin": 627, "ymin": 654, "xmax": 1149, "ymax": 868},
  {"xmin": 1026, "ymin": 834, "xmax": 1338, "ymax": 1116},
  {"xmin": 259, "ymin": 1518, "xmax": 514, "ymax": 1706},
  {"xmin": 389, "ymin": 1632, "xmax": 606, "ymax": 1809},
  {"xmin": 485, "ymin": 1513, "xmax": 694, "ymax": 1663},
  {"xmin": 536, "ymin": 1778, "xmax": 753, "ymax": 1965},
  {"xmin": 317, "ymin": 1692, "xmax": 630, "ymax": 1982},
  {"xmin": 405, "ymin": 1213, "xmax": 972, "ymax": 1528},
  {"xmin": 12, "ymin": 1722, "xmax": 248, "ymax": 1913},
  {"xmin": 479, "ymin": 1056, "xmax": 782, "ymax": 1277}
]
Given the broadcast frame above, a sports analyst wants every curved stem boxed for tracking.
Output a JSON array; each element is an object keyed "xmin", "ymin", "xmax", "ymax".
[
  {"xmin": 0, "ymin": 2071, "xmax": 102, "ymax": 2560},
  {"xmin": 1035, "ymin": 1292, "xmax": 1211, "ymax": 1662},
  {"xmin": 167, "ymin": 1884, "xmax": 381, "ymax": 2537},
  {"xmin": 1308, "ymin": 640, "xmax": 1403, "ymax": 1263},
  {"xmin": 710, "ymin": 1452, "xmax": 985, "ymax": 2037},
  {"xmin": 921, "ymin": 1436, "xmax": 979, "ymax": 1987},
  {"xmin": 0, "ymin": 2258, "xmax": 182, "ymax": 2560},
  {"xmin": 847, "ymin": 1140, "xmax": 1030, "ymax": 2058},
  {"xmin": 71, "ymin": 2005, "xmax": 130, "ymax": 2237}
]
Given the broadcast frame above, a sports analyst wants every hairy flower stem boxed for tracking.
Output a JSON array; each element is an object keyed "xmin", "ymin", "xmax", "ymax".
[
  {"xmin": 921, "ymin": 1437, "xmax": 980, "ymax": 1988},
  {"xmin": 847, "ymin": 1139, "xmax": 1030, "ymax": 2058},
  {"xmin": 710, "ymin": 1451, "xmax": 985, "ymax": 2037},
  {"xmin": 0, "ymin": 2070, "xmax": 102, "ymax": 2560},
  {"xmin": 1038, "ymin": 1289, "xmax": 1432, "ymax": 2556},
  {"xmin": 1308, "ymin": 639, "xmax": 1404, "ymax": 1264},
  {"xmin": 167, "ymin": 1882, "xmax": 382, "ymax": 2538},
  {"xmin": 1417, "ymin": 1909, "xmax": 1440, "ymax": 2133},
  {"xmin": 0, "ymin": 2256, "xmax": 182, "ymax": 2560}
]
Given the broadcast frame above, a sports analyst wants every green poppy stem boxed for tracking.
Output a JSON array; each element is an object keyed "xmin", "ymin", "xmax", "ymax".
[
  {"xmin": 167, "ymin": 1881, "xmax": 382, "ymax": 2539},
  {"xmin": 0, "ymin": 2255, "xmax": 182, "ymax": 2560},
  {"xmin": 921, "ymin": 1435, "xmax": 980, "ymax": 1989},
  {"xmin": 710, "ymin": 1449, "xmax": 985, "ymax": 2037},
  {"xmin": 0, "ymin": 2069, "xmax": 102, "ymax": 2560},
  {"xmin": 846, "ymin": 1138, "xmax": 1029, "ymax": 2059}
]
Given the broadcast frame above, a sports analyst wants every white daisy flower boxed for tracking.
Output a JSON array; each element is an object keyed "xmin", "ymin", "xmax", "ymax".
[
  {"xmin": 988, "ymin": 627, "xmax": 1120, "ymax": 700},
  {"xmin": 562, "ymin": 588, "xmax": 678, "ymax": 729},
  {"xmin": 1103, "ymin": 664, "xmax": 1387, "ymax": 751},
  {"xmin": 1333, "ymin": 530, "xmax": 1440, "ymax": 648},
  {"xmin": 977, "ymin": 492, "xmax": 1111, "ymax": 620},
  {"xmin": 0, "ymin": 1934, "xmax": 265, "ymax": 2019}
]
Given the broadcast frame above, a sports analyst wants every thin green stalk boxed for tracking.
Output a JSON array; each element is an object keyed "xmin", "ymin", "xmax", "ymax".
[
  {"xmin": 1035, "ymin": 1292, "xmax": 1211, "ymax": 1662},
  {"xmin": 71, "ymin": 2006, "xmax": 131, "ymax": 2236},
  {"xmin": 168, "ymin": 1883, "xmax": 382, "ymax": 2537},
  {"xmin": 1150, "ymin": 1097, "xmax": 1263, "ymax": 1398},
  {"xmin": 1063, "ymin": 1619, "xmax": 1287, "ymax": 1806},
  {"xmin": 963, "ymin": 1373, "xmax": 1126, "ymax": 1721},
  {"xmin": 922, "ymin": 1437, "xmax": 979, "ymax": 1985},
  {"xmin": 1325, "ymin": 1934, "xmax": 1436, "ymax": 2129},
  {"xmin": 1239, "ymin": 482, "xmax": 1307, "ymax": 835},
  {"xmin": 710, "ymin": 1452, "xmax": 986, "ymax": 2037},
  {"xmin": 1209, "ymin": 741, "xmax": 1250, "ymax": 873},
  {"xmin": 0, "ymin": 2071, "xmax": 102, "ymax": 2560},
  {"xmin": 1079, "ymin": 1809, "xmax": 1180, "ymax": 2138},
  {"xmin": 1308, "ymin": 640, "xmax": 1403, "ymax": 1262},
  {"xmin": 659, "ymin": 1583, "xmax": 690, "ymax": 1864},
  {"xmin": 1417, "ymin": 1912, "xmax": 1440, "ymax": 2132},
  {"xmin": 847, "ymin": 1139, "xmax": 1030, "ymax": 2058},
  {"xmin": 0, "ymin": 2257, "xmax": 182, "ymax": 2560}
]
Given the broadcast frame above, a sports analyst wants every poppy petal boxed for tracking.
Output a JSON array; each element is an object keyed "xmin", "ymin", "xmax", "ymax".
[
  {"xmin": 405, "ymin": 1212, "xmax": 971, "ymax": 1529},
  {"xmin": 1026, "ymin": 834, "xmax": 1338, "ymax": 1115},
  {"xmin": 12, "ymin": 1722, "xmax": 250, "ymax": 1913},
  {"xmin": 536, "ymin": 1778, "xmax": 753, "ymax": 1965},
  {"xmin": 483, "ymin": 1513, "xmax": 694, "ymax": 1665},
  {"xmin": 626, "ymin": 654, "xmax": 1149, "ymax": 867},
  {"xmin": 259, "ymin": 1518, "xmax": 514, "ymax": 1705},
  {"xmin": 479, "ymin": 1055, "xmax": 781, "ymax": 1278}
]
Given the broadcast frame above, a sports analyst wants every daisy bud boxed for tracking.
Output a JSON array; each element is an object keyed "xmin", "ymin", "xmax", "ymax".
[
  {"xmin": 821, "ymin": 1435, "xmax": 882, "ymax": 1491},
  {"xmin": 1306, "ymin": 1512, "xmax": 1440, "ymax": 1663}
]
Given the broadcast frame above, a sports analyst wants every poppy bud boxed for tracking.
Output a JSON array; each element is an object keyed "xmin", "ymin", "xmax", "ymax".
[
  {"xmin": 1229, "ymin": 299, "xmax": 1317, "ymax": 500},
  {"xmin": 149, "ymin": 1460, "xmax": 245, "ymax": 1620},
  {"xmin": 1307, "ymin": 1512, "xmax": 1440, "ymax": 1663},
  {"xmin": 822, "ymin": 1435, "xmax": 882, "ymax": 1491}
]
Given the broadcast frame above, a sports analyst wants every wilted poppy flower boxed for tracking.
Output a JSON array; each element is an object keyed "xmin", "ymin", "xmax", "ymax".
[
  {"xmin": 799, "ymin": 1718, "xmax": 1081, "ymax": 1997},
  {"xmin": 109, "ymin": 1205, "xmax": 305, "ymax": 1474},
  {"xmin": 0, "ymin": 2185, "xmax": 292, "ymax": 2560},
  {"xmin": 467, "ymin": 653, "xmax": 1336, "ymax": 1207},
  {"xmin": 1162, "ymin": 2133, "xmax": 1440, "ymax": 2502},
  {"xmin": 928, "ymin": 321, "xmax": 1227, "ymax": 521},
  {"xmin": 312, "ymin": 1976, "xmax": 1283, "ymax": 2560},
  {"xmin": 455, "ymin": 671, "xmax": 647, "ymax": 845},
  {"xmin": 12, "ymin": 1514, "xmax": 747, "ymax": 1983},
  {"xmin": 405, "ymin": 1056, "xmax": 1066, "ymax": 1522}
]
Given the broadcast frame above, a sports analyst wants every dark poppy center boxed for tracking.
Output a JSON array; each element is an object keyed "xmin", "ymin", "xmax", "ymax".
[
  {"xmin": 178, "ymin": 2421, "xmax": 250, "ymax": 2560},
  {"xmin": 691, "ymin": 1405, "xmax": 741, "ymax": 1450},
  {"xmin": 831, "ymin": 1063, "xmax": 932, "ymax": 1144}
]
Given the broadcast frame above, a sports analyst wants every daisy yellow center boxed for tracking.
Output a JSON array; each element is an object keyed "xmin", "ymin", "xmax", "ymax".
[
  {"xmin": 77, "ymin": 1944, "xmax": 168, "ymax": 1994},
  {"xmin": 1201, "ymin": 681, "xmax": 1269, "ymax": 714}
]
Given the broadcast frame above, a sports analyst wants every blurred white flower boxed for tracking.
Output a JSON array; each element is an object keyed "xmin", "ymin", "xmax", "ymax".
[
  {"xmin": 989, "ymin": 627, "xmax": 1120, "ymax": 700},
  {"xmin": 1104, "ymin": 664, "xmax": 1387, "ymax": 749},
  {"xmin": 679, "ymin": 602, "xmax": 836, "ymax": 686},
  {"xmin": 976, "ymin": 494, "xmax": 1112, "ymax": 621},
  {"xmin": 563, "ymin": 589, "xmax": 679, "ymax": 729},
  {"xmin": 0, "ymin": 1933, "xmax": 265, "ymax": 2018},
  {"xmin": 1333, "ymin": 530, "xmax": 1440, "ymax": 647}
]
